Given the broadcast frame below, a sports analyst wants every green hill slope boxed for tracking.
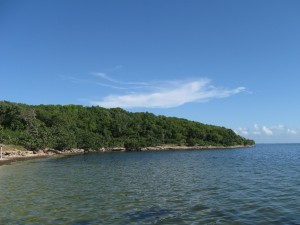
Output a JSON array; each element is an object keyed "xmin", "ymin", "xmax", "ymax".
[{"xmin": 0, "ymin": 101, "xmax": 254, "ymax": 151}]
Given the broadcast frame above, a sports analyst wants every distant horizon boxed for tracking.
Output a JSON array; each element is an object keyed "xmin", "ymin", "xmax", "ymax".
[{"xmin": 1, "ymin": 0, "xmax": 299, "ymax": 143}]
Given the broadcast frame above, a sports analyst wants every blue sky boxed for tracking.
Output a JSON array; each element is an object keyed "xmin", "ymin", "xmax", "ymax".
[{"xmin": 1, "ymin": 0, "xmax": 300, "ymax": 143}]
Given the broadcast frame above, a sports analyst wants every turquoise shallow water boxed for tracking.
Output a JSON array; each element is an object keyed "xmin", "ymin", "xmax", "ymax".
[{"xmin": 1, "ymin": 144, "xmax": 300, "ymax": 224}]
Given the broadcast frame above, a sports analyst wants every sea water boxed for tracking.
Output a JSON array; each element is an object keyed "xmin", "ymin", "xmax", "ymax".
[{"xmin": 0, "ymin": 144, "xmax": 300, "ymax": 224}]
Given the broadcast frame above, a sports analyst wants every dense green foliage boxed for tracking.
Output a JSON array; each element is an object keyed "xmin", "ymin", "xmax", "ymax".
[{"xmin": 0, "ymin": 101, "xmax": 255, "ymax": 150}]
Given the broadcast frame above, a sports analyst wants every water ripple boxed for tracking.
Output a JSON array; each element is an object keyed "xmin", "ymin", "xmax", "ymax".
[{"xmin": 1, "ymin": 144, "xmax": 300, "ymax": 224}]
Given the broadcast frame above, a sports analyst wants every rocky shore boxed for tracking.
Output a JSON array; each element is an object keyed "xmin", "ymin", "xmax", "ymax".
[
  {"xmin": 0, "ymin": 145, "xmax": 253, "ymax": 166},
  {"xmin": 0, "ymin": 148, "xmax": 91, "ymax": 166},
  {"xmin": 140, "ymin": 145, "xmax": 251, "ymax": 151}
]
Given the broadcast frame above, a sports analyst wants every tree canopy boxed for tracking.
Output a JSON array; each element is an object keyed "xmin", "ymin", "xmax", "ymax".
[{"xmin": 0, "ymin": 101, "xmax": 255, "ymax": 151}]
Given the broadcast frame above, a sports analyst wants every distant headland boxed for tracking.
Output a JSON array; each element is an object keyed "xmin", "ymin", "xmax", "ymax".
[{"xmin": 0, "ymin": 101, "xmax": 254, "ymax": 163}]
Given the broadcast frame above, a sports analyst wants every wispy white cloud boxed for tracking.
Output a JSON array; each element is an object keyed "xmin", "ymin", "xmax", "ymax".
[
  {"xmin": 90, "ymin": 78, "xmax": 245, "ymax": 108},
  {"xmin": 65, "ymin": 72, "xmax": 246, "ymax": 108},
  {"xmin": 93, "ymin": 72, "xmax": 120, "ymax": 83},
  {"xmin": 95, "ymin": 82, "xmax": 130, "ymax": 90},
  {"xmin": 63, "ymin": 72, "xmax": 150, "ymax": 90},
  {"xmin": 62, "ymin": 76, "xmax": 90, "ymax": 84},
  {"xmin": 92, "ymin": 72, "xmax": 149, "ymax": 86}
]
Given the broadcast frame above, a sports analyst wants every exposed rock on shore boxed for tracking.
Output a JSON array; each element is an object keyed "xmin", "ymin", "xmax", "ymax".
[{"xmin": 0, "ymin": 149, "xmax": 84, "ymax": 165}]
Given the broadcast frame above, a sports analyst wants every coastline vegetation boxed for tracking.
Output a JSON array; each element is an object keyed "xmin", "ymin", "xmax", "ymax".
[{"xmin": 0, "ymin": 101, "xmax": 254, "ymax": 151}]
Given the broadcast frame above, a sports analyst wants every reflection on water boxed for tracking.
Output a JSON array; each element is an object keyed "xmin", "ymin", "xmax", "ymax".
[{"xmin": 1, "ymin": 144, "xmax": 300, "ymax": 224}]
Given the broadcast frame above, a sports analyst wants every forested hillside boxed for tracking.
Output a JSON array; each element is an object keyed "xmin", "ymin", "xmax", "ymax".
[{"xmin": 0, "ymin": 101, "xmax": 254, "ymax": 150}]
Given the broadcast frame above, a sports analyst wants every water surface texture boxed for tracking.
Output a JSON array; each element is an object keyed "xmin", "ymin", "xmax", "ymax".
[{"xmin": 1, "ymin": 144, "xmax": 300, "ymax": 224}]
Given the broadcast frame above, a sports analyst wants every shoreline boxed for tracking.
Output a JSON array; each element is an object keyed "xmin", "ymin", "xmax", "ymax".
[
  {"xmin": 0, "ymin": 149, "xmax": 85, "ymax": 167},
  {"xmin": 0, "ymin": 145, "xmax": 254, "ymax": 166},
  {"xmin": 140, "ymin": 145, "xmax": 253, "ymax": 151}
]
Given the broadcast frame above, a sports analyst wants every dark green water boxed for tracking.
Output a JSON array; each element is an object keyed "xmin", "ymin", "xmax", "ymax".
[{"xmin": 1, "ymin": 144, "xmax": 300, "ymax": 224}]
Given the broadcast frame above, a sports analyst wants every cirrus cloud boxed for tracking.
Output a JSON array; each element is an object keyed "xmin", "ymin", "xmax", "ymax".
[{"xmin": 90, "ymin": 78, "xmax": 246, "ymax": 108}]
